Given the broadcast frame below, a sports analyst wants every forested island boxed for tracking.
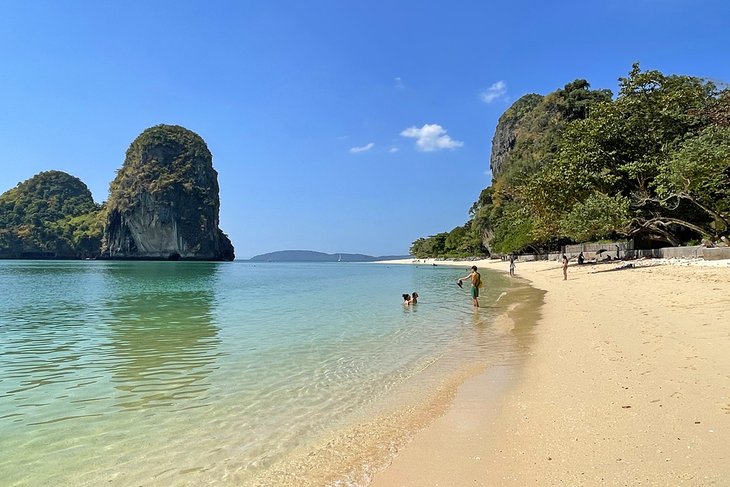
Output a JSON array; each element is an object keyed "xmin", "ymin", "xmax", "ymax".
[
  {"xmin": 0, "ymin": 125, "xmax": 234, "ymax": 260},
  {"xmin": 411, "ymin": 65, "xmax": 730, "ymax": 258},
  {"xmin": 0, "ymin": 171, "xmax": 103, "ymax": 259}
]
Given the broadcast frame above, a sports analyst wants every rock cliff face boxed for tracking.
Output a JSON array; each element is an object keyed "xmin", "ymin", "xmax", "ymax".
[
  {"xmin": 489, "ymin": 94, "xmax": 543, "ymax": 179},
  {"xmin": 102, "ymin": 125, "xmax": 234, "ymax": 261},
  {"xmin": 490, "ymin": 82, "xmax": 612, "ymax": 180}
]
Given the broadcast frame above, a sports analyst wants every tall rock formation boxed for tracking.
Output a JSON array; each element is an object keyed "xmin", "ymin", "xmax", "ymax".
[
  {"xmin": 489, "ymin": 81, "xmax": 612, "ymax": 181},
  {"xmin": 102, "ymin": 125, "xmax": 234, "ymax": 261},
  {"xmin": 489, "ymin": 94, "xmax": 543, "ymax": 179}
]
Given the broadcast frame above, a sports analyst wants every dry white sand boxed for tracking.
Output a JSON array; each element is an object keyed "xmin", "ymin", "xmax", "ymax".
[{"xmin": 370, "ymin": 257, "xmax": 730, "ymax": 486}]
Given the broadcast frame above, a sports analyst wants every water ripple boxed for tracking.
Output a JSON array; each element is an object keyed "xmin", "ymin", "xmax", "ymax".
[{"xmin": 0, "ymin": 261, "xmax": 535, "ymax": 486}]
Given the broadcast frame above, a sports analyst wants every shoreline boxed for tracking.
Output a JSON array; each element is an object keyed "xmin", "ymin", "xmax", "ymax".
[
  {"xmin": 370, "ymin": 257, "xmax": 730, "ymax": 485},
  {"xmin": 250, "ymin": 266, "xmax": 542, "ymax": 486}
]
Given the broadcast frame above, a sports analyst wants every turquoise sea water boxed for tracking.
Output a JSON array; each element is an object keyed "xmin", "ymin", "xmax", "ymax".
[{"xmin": 0, "ymin": 261, "xmax": 538, "ymax": 486}]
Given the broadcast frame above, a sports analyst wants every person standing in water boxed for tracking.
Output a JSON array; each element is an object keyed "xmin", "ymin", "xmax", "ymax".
[
  {"xmin": 458, "ymin": 266, "xmax": 482, "ymax": 307},
  {"xmin": 402, "ymin": 292, "xmax": 419, "ymax": 305},
  {"xmin": 509, "ymin": 255, "xmax": 516, "ymax": 277}
]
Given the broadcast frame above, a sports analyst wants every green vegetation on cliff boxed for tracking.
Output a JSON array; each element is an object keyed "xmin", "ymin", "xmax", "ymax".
[
  {"xmin": 497, "ymin": 80, "xmax": 612, "ymax": 184},
  {"xmin": 108, "ymin": 125, "xmax": 216, "ymax": 212},
  {"xmin": 1, "ymin": 125, "xmax": 234, "ymax": 261},
  {"xmin": 413, "ymin": 65, "xmax": 730, "ymax": 257},
  {"xmin": 104, "ymin": 124, "xmax": 234, "ymax": 260},
  {"xmin": 0, "ymin": 171, "xmax": 103, "ymax": 257}
]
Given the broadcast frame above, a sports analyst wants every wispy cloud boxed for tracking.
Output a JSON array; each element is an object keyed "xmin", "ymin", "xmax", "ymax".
[
  {"xmin": 400, "ymin": 124, "xmax": 463, "ymax": 152},
  {"xmin": 349, "ymin": 142, "xmax": 375, "ymax": 153},
  {"xmin": 394, "ymin": 76, "xmax": 405, "ymax": 89},
  {"xmin": 388, "ymin": 147, "xmax": 399, "ymax": 153},
  {"xmin": 480, "ymin": 80, "xmax": 507, "ymax": 103}
]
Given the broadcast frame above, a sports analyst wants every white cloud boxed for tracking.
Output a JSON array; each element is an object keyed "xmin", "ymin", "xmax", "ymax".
[
  {"xmin": 400, "ymin": 124, "xmax": 463, "ymax": 152},
  {"xmin": 349, "ymin": 142, "xmax": 375, "ymax": 153},
  {"xmin": 480, "ymin": 80, "xmax": 507, "ymax": 103},
  {"xmin": 388, "ymin": 147, "xmax": 399, "ymax": 153},
  {"xmin": 394, "ymin": 76, "xmax": 405, "ymax": 89}
]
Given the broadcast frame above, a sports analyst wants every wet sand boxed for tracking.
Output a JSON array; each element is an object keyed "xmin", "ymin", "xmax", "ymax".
[{"xmin": 371, "ymin": 258, "xmax": 730, "ymax": 485}]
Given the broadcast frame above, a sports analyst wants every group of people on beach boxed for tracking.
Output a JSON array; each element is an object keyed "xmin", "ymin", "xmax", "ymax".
[
  {"xmin": 402, "ymin": 266, "xmax": 484, "ymax": 308},
  {"xmin": 403, "ymin": 252, "xmax": 583, "ymax": 309},
  {"xmin": 406, "ymin": 246, "xmax": 634, "ymax": 309}
]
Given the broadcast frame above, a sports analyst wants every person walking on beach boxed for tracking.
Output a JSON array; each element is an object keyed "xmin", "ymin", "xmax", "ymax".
[
  {"xmin": 458, "ymin": 266, "xmax": 482, "ymax": 307},
  {"xmin": 562, "ymin": 254, "xmax": 569, "ymax": 280},
  {"xmin": 509, "ymin": 255, "xmax": 516, "ymax": 277}
]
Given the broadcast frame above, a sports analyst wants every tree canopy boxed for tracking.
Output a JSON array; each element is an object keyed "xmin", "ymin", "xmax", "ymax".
[
  {"xmin": 0, "ymin": 170, "xmax": 103, "ymax": 257},
  {"xmin": 414, "ymin": 65, "xmax": 730, "ymax": 257}
]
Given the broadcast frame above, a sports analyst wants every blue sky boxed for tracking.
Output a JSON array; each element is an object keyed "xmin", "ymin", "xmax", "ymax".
[{"xmin": 1, "ymin": 1, "xmax": 729, "ymax": 258}]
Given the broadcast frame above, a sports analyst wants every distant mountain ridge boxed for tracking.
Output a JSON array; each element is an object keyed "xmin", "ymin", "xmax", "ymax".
[{"xmin": 248, "ymin": 250, "xmax": 410, "ymax": 262}]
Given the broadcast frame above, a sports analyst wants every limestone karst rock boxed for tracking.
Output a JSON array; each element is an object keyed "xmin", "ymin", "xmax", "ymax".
[
  {"xmin": 102, "ymin": 125, "xmax": 234, "ymax": 261},
  {"xmin": 489, "ymin": 81, "xmax": 612, "ymax": 180},
  {"xmin": 489, "ymin": 94, "xmax": 543, "ymax": 179}
]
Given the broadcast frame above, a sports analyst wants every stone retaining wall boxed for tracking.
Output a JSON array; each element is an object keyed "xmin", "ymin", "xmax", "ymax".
[
  {"xmin": 703, "ymin": 247, "xmax": 730, "ymax": 260},
  {"xmin": 517, "ymin": 244, "xmax": 729, "ymax": 262}
]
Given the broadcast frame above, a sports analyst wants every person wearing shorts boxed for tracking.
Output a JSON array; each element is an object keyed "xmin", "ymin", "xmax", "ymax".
[{"xmin": 458, "ymin": 266, "xmax": 481, "ymax": 308}]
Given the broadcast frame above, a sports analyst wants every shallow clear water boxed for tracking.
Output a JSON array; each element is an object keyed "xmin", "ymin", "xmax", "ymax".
[{"xmin": 0, "ymin": 261, "xmax": 536, "ymax": 486}]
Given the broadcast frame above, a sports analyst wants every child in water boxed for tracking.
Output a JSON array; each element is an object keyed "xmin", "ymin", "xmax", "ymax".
[{"xmin": 410, "ymin": 292, "xmax": 418, "ymax": 304}]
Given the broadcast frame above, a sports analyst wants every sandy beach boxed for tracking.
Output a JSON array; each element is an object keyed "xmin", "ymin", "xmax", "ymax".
[{"xmin": 371, "ymin": 257, "xmax": 730, "ymax": 486}]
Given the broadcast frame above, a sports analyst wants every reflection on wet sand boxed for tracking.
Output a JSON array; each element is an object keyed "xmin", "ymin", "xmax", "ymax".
[{"xmin": 465, "ymin": 272, "xmax": 543, "ymax": 361}]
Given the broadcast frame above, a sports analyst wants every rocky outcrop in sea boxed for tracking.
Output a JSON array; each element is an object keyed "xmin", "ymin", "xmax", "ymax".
[{"xmin": 102, "ymin": 124, "xmax": 234, "ymax": 261}]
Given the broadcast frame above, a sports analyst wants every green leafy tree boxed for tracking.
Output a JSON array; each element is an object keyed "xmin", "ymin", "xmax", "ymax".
[
  {"xmin": 655, "ymin": 126, "xmax": 730, "ymax": 232},
  {"xmin": 410, "ymin": 233, "xmax": 448, "ymax": 258},
  {"xmin": 415, "ymin": 64, "xmax": 730, "ymax": 253},
  {"xmin": 560, "ymin": 193, "xmax": 631, "ymax": 242},
  {"xmin": 488, "ymin": 203, "xmax": 536, "ymax": 254},
  {"xmin": 474, "ymin": 80, "xmax": 613, "ymax": 253},
  {"xmin": 551, "ymin": 64, "xmax": 726, "ymax": 243},
  {"xmin": 0, "ymin": 171, "xmax": 102, "ymax": 257},
  {"xmin": 444, "ymin": 226, "xmax": 467, "ymax": 254}
]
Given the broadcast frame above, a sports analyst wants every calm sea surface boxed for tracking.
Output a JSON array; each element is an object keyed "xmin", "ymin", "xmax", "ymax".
[{"xmin": 0, "ymin": 261, "xmax": 538, "ymax": 486}]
